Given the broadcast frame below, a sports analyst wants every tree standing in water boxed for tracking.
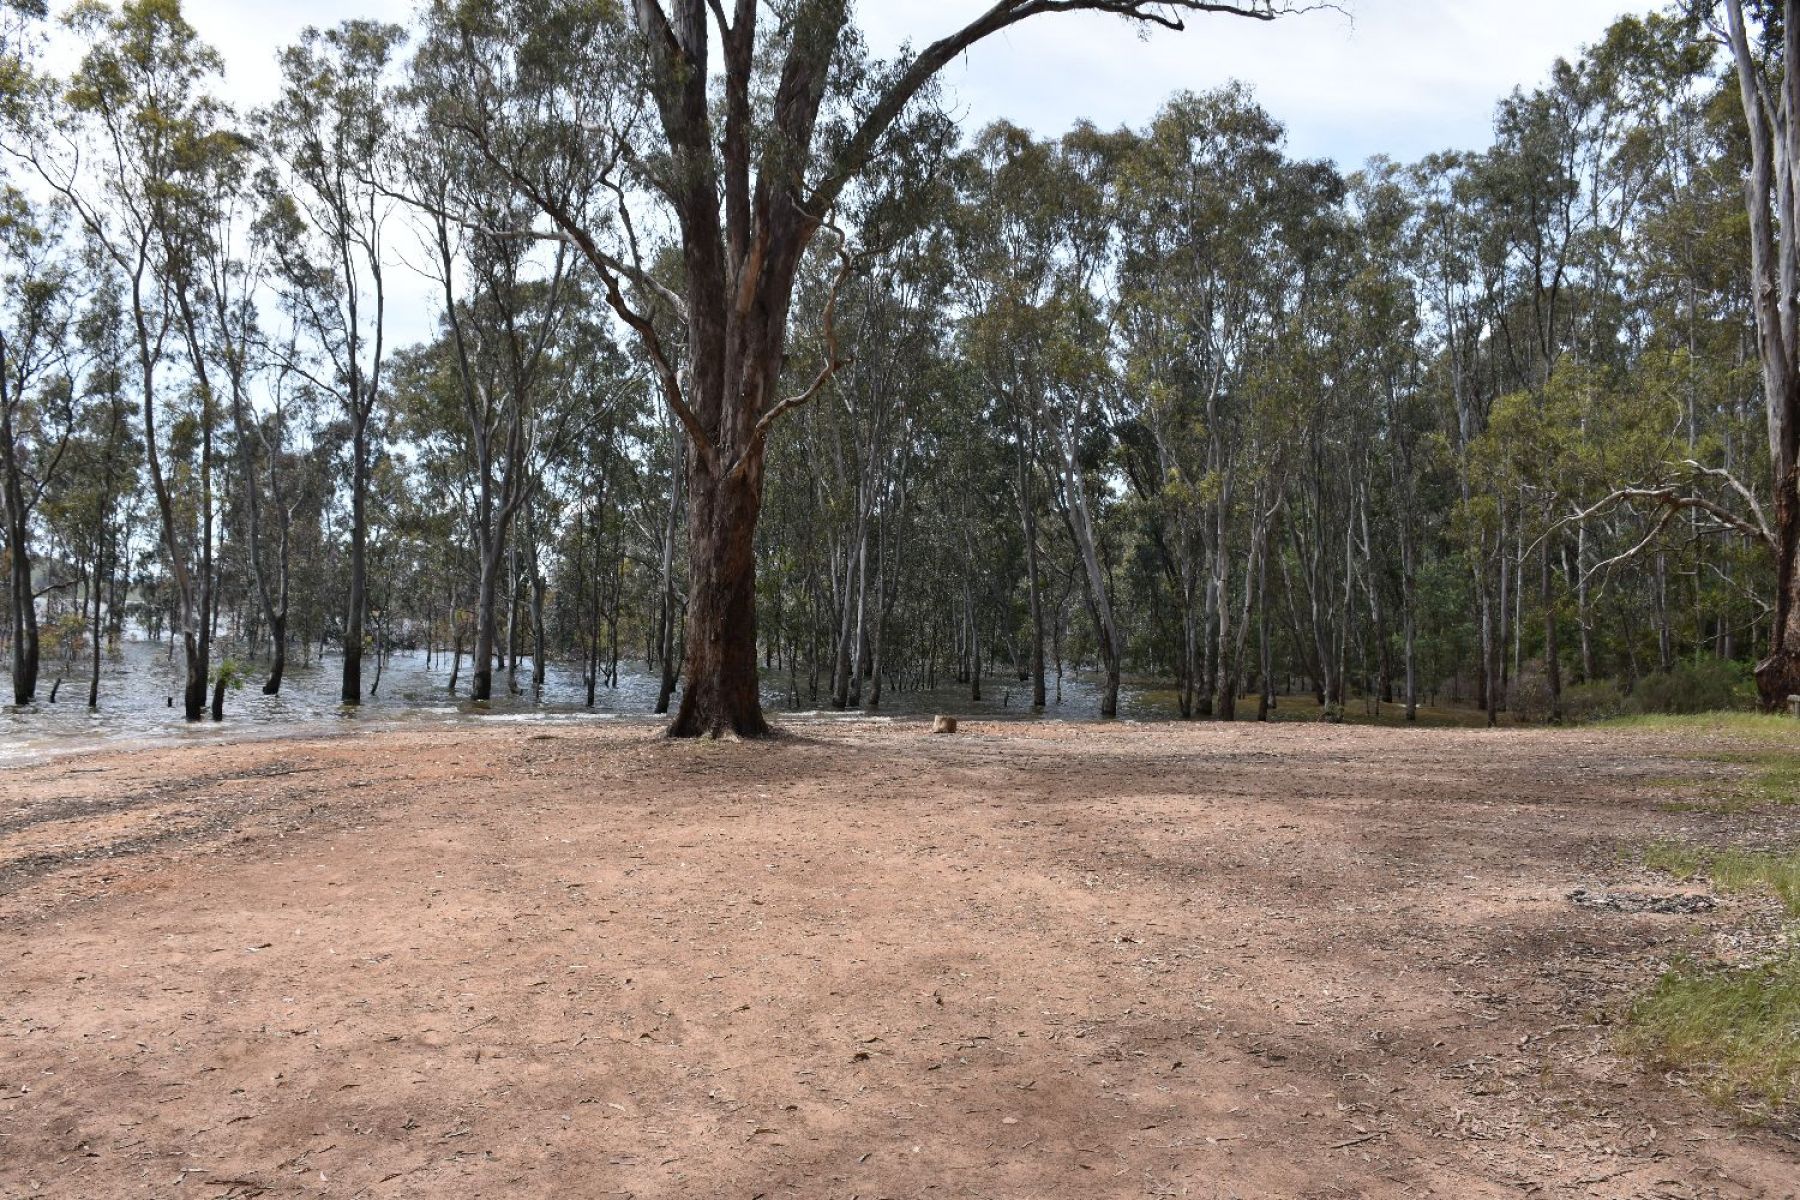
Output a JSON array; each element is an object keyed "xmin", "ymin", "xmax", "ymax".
[{"xmin": 415, "ymin": 0, "xmax": 1300, "ymax": 737}]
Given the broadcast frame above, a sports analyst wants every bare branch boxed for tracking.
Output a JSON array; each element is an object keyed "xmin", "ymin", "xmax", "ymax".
[
  {"xmin": 808, "ymin": 1, "xmax": 1313, "ymax": 216},
  {"xmin": 1581, "ymin": 505, "xmax": 1679, "ymax": 593},
  {"xmin": 1681, "ymin": 459, "xmax": 1775, "ymax": 546}
]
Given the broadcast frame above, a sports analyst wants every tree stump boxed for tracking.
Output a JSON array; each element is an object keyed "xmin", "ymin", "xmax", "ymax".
[
  {"xmin": 932, "ymin": 715, "xmax": 959, "ymax": 734},
  {"xmin": 1787, "ymin": 695, "xmax": 1800, "ymax": 719}
]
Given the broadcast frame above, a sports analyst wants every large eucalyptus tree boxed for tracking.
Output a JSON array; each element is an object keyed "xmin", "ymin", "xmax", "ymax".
[{"xmin": 414, "ymin": 0, "xmax": 1301, "ymax": 737}]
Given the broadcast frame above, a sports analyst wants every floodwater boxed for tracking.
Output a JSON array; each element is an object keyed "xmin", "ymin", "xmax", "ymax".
[{"xmin": 1, "ymin": 639, "xmax": 1177, "ymax": 765}]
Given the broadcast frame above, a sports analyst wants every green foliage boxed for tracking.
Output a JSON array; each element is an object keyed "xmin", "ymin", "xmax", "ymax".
[
  {"xmin": 210, "ymin": 656, "xmax": 246, "ymax": 691},
  {"xmin": 1561, "ymin": 679, "xmax": 1628, "ymax": 723},
  {"xmin": 40, "ymin": 610, "xmax": 87, "ymax": 661},
  {"xmin": 1628, "ymin": 660, "xmax": 1756, "ymax": 716},
  {"xmin": 1623, "ymin": 951, "xmax": 1800, "ymax": 1117}
]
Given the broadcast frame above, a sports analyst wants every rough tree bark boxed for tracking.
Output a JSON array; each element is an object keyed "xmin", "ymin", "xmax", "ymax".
[{"xmin": 1725, "ymin": 0, "xmax": 1800, "ymax": 709}]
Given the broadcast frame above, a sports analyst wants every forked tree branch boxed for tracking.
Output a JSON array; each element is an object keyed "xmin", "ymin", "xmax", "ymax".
[
  {"xmin": 1539, "ymin": 475, "xmax": 1776, "ymax": 599},
  {"xmin": 740, "ymin": 219, "xmax": 855, "ymax": 462}
]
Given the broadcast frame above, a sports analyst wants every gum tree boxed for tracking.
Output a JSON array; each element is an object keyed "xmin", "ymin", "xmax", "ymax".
[
  {"xmin": 416, "ymin": 0, "xmax": 1301, "ymax": 737},
  {"xmin": 36, "ymin": 0, "xmax": 227, "ymax": 720},
  {"xmin": 1721, "ymin": 0, "xmax": 1800, "ymax": 708},
  {"xmin": 259, "ymin": 20, "xmax": 404, "ymax": 706}
]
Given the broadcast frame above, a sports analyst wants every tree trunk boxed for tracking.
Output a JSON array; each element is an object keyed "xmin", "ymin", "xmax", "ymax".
[
  {"xmin": 449, "ymin": 588, "xmax": 464, "ymax": 696},
  {"xmin": 1759, "ymin": 463, "xmax": 1800, "ymax": 703},
  {"xmin": 1017, "ymin": 441, "xmax": 1047, "ymax": 710},
  {"xmin": 653, "ymin": 428, "xmax": 685, "ymax": 715},
  {"xmin": 1478, "ymin": 543, "xmax": 1497, "ymax": 728},
  {"xmin": 830, "ymin": 535, "xmax": 856, "ymax": 710},
  {"xmin": 530, "ymin": 542, "xmax": 547, "ymax": 700},
  {"xmin": 1725, "ymin": 0, "xmax": 1800, "ymax": 709},
  {"xmin": 849, "ymin": 531, "xmax": 868, "ymax": 707},
  {"xmin": 1061, "ymin": 432, "xmax": 1120, "ymax": 718},
  {"xmin": 667, "ymin": 455, "xmax": 768, "ymax": 738},
  {"xmin": 87, "ymin": 544, "xmax": 104, "ymax": 709},
  {"xmin": 506, "ymin": 534, "xmax": 522, "ymax": 694},
  {"xmin": 266, "ymin": 614, "xmax": 287, "ymax": 695},
  {"xmin": 473, "ymin": 548, "xmax": 500, "ymax": 702},
  {"xmin": 3, "ymin": 399, "xmax": 39, "ymax": 706},
  {"xmin": 1542, "ymin": 536, "xmax": 1562, "ymax": 721},
  {"xmin": 1213, "ymin": 472, "xmax": 1236, "ymax": 720},
  {"xmin": 5, "ymin": 504, "xmax": 35, "ymax": 706},
  {"xmin": 342, "ymin": 414, "xmax": 367, "ymax": 705}
]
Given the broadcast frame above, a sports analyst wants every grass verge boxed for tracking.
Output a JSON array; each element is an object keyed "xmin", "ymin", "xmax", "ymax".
[
  {"xmin": 1602, "ymin": 711, "xmax": 1800, "ymax": 743},
  {"xmin": 1624, "ymin": 839, "xmax": 1800, "ymax": 1120},
  {"xmin": 1621, "ymin": 952, "xmax": 1800, "ymax": 1117},
  {"xmin": 1640, "ymin": 842, "xmax": 1800, "ymax": 915},
  {"xmin": 1606, "ymin": 713, "xmax": 1800, "ymax": 810}
]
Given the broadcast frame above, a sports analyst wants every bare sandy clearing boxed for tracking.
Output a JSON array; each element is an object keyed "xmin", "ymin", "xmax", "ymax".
[{"xmin": 0, "ymin": 719, "xmax": 1794, "ymax": 1198}]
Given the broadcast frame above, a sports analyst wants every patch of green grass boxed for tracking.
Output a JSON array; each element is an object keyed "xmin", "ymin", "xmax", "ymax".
[
  {"xmin": 1602, "ymin": 711, "xmax": 1800, "ymax": 742},
  {"xmin": 1655, "ymin": 798, "xmax": 1731, "ymax": 814},
  {"xmin": 1630, "ymin": 830, "xmax": 1800, "ymax": 1121},
  {"xmin": 1627, "ymin": 738, "xmax": 1799, "ymax": 812},
  {"xmin": 1729, "ymin": 753, "xmax": 1800, "ymax": 807},
  {"xmin": 1642, "ymin": 841, "xmax": 1800, "ymax": 916},
  {"xmin": 1622, "ymin": 952, "xmax": 1800, "ymax": 1117}
]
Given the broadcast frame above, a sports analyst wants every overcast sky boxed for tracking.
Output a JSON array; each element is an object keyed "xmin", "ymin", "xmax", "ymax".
[{"xmin": 151, "ymin": 0, "xmax": 1660, "ymax": 166}]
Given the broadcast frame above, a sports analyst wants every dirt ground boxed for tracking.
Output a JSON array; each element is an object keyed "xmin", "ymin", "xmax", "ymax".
[{"xmin": 1, "ymin": 717, "xmax": 1796, "ymax": 1199}]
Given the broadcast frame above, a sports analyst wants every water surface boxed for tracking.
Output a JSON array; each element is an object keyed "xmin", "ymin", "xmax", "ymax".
[{"xmin": 2, "ymin": 640, "xmax": 1177, "ymax": 764}]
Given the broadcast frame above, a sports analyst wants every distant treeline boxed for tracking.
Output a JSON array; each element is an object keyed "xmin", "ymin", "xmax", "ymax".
[{"xmin": 1, "ymin": 2, "xmax": 1792, "ymax": 727}]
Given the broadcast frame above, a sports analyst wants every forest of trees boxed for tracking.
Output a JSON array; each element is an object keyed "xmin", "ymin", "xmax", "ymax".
[{"xmin": 3, "ymin": 0, "xmax": 1800, "ymax": 735}]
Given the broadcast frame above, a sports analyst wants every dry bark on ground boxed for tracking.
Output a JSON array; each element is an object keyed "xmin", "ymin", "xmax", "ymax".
[{"xmin": 0, "ymin": 720, "xmax": 1795, "ymax": 1198}]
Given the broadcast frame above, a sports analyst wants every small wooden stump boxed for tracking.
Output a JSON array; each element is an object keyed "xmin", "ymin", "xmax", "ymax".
[
  {"xmin": 932, "ymin": 715, "xmax": 959, "ymax": 734},
  {"xmin": 1788, "ymin": 694, "xmax": 1800, "ymax": 719}
]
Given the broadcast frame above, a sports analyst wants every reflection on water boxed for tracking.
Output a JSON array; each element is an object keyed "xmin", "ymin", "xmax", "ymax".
[{"xmin": 2, "ymin": 640, "xmax": 1179, "ymax": 764}]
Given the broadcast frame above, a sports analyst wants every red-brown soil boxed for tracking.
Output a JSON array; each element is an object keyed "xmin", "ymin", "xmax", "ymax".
[{"xmin": 1, "ymin": 718, "xmax": 1795, "ymax": 1198}]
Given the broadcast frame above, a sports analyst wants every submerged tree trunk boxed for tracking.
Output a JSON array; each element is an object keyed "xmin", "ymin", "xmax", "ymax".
[
  {"xmin": 87, "ymin": 545, "xmax": 104, "ymax": 709},
  {"xmin": 472, "ymin": 551, "xmax": 500, "ymax": 702},
  {"xmin": 267, "ymin": 613, "xmax": 287, "ymax": 695},
  {"xmin": 2, "ymin": 397, "xmax": 40, "ymax": 706},
  {"xmin": 343, "ymin": 414, "xmax": 367, "ymax": 706}
]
